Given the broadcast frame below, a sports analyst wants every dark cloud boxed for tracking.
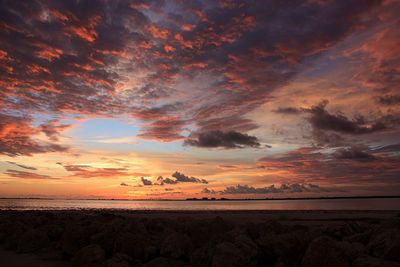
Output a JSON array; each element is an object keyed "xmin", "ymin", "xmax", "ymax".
[
  {"xmin": 5, "ymin": 169, "xmax": 57, "ymax": 180},
  {"xmin": 201, "ymin": 188, "xmax": 217, "ymax": 194},
  {"xmin": 184, "ymin": 130, "xmax": 261, "ymax": 149},
  {"xmin": 220, "ymin": 183, "xmax": 332, "ymax": 194},
  {"xmin": 157, "ymin": 176, "xmax": 178, "ymax": 185},
  {"xmin": 307, "ymin": 101, "xmax": 387, "ymax": 134},
  {"xmin": 273, "ymin": 107, "xmax": 304, "ymax": 114},
  {"xmin": 259, "ymin": 146, "xmax": 400, "ymax": 186},
  {"xmin": 333, "ymin": 147, "xmax": 376, "ymax": 161},
  {"xmin": 141, "ymin": 177, "xmax": 153, "ymax": 186},
  {"xmin": 172, "ymin": 171, "xmax": 208, "ymax": 184},
  {"xmin": 120, "ymin": 182, "xmax": 129, "ymax": 186},
  {"xmin": 376, "ymin": 94, "xmax": 400, "ymax": 105},
  {"xmin": 6, "ymin": 161, "xmax": 37, "ymax": 170}
]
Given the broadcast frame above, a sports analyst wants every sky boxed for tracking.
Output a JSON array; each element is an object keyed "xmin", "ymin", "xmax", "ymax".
[{"xmin": 0, "ymin": 0, "xmax": 399, "ymax": 199}]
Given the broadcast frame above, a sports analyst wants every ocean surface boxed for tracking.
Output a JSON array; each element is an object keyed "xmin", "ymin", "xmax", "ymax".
[{"xmin": 0, "ymin": 198, "xmax": 399, "ymax": 210}]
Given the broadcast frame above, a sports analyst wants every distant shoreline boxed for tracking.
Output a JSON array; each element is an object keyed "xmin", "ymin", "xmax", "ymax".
[{"xmin": 0, "ymin": 195, "xmax": 399, "ymax": 201}]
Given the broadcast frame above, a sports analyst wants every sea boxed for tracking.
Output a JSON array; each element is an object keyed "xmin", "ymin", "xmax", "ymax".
[{"xmin": 0, "ymin": 197, "xmax": 399, "ymax": 210}]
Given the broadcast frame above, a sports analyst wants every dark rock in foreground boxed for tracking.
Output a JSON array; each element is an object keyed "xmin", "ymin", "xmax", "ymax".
[{"xmin": 0, "ymin": 210, "xmax": 399, "ymax": 267}]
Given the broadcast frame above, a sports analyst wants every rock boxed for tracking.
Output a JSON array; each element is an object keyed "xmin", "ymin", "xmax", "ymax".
[
  {"xmin": 368, "ymin": 229, "xmax": 400, "ymax": 261},
  {"xmin": 71, "ymin": 244, "xmax": 105, "ymax": 267},
  {"xmin": 17, "ymin": 229, "xmax": 50, "ymax": 253},
  {"xmin": 302, "ymin": 236, "xmax": 349, "ymax": 267},
  {"xmin": 105, "ymin": 253, "xmax": 133, "ymax": 267},
  {"xmin": 211, "ymin": 242, "xmax": 255, "ymax": 267},
  {"xmin": 144, "ymin": 257, "xmax": 185, "ymax": 267},
  {"xmin": 190, "ymin": 246, "xmax": 212, "ymax": 267},
  {"xmin": 61, "ymin": 225, "xmax": 90, "ymax": 256},
  {"xmin": 42, "ymin": 224, "xmax": 63, "ymax": 241},
  {"xmin": 91, "ymin": 229, "xmax": 116, "ymax": 257},
  {"xmin": 114, "ymin": 232, "xmax": 148, "ymax": 260},
  {"xmin": 339, "ymin": 241, "xmax": 367, "ymax": 260},
  {"xmin": 160, "ymin": 232, "xmax": 190, "ymax": 259},
  {"xmin": 353, "ymin": 256, "xmax": 400, "ymax": 267}
]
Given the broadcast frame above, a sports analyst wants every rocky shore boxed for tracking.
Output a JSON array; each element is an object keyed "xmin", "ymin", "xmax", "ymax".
[{"xmin": 0, "ymin": 210, "xmax": 399, "ymax": 267}]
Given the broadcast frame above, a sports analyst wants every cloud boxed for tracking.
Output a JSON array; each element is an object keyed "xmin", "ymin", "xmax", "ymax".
[
  {"xmin": 307, "ymin": 101, "xmax": 387, "ymax": 135},
  {"xmin": 0, "ymin": 113, "xmax": 68, "ymax": 156},
  {"xmin": 201, "ymin": 188, "xmax": 217, "ymax": 194},
  {"xmin": 156, "ymin": 176, "xmax": 178, "ymax": 185},
  {"xmin": 376, "ymin": 95, "xmax": 400, "ymax": 105},
  {"xmin": 141, "ymin": 177, "xmax": 153, "ymax": 186},
  {"xmin": 0, "ymin": 0, "xmax": 383, "ymax": 144},
  {"xmin": 62, "ymin": 164, "xmax": 130, "ymax": 178},
  {"xmin": 6, "ymin": 161, "xmax": 37, "ymax": 170},
  {"xmin": 333, "ymin": 147, "xmax": 376, "ymax": 161},
  {"xmin": 5, "ymin": 169, "xmax": 57, "ymax": 180},
  {"xmin": 273, "ymin": 107, "xmax": 304, "ymax": 114},
  {"xmin": 210, "ymin": 183, "xmax": 333, "ymax": 195},
  {"xmin": 172, "ymin": 171, "xmax": 208, "ymax": 184},
  {"xmin": 184, "ymin": 130, "xmax": 261, "ymax": 149},
  {"xmin": 120, "ymin": 182, "xmax": 129, "ymax": 186}
]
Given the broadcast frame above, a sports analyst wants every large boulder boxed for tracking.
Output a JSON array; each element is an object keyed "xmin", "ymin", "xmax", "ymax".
[
  {"xmin": 114, "ymin": 232, "xmax": 149, "ymax": 260},
  {"xmin": 71, "ymin": 244, "xmax": 105, "ymax": 267},
  {"xmin": 368, "ymin": 229, "xmax": 400, "ymax": 261},
  {"xmin": 353, "ymin": 256, "xmax": 400, "ymax": 267},
  {"xmin": 160, "ymin": 232, "xmax": 191, "ymax": 259},
  {"xmin": 144, "ymin": 257, "xmax": 185, "ymax": 267},
  {"xmin": 105, "ymin": 253, "xmax": 134, "ymax": 267},
  {"xmin": 211, "ymin": 241, "xmax": 257, "ymax": 267},
  {"xmin": 302, "ymin": 236, "xmax": 349, "ymax": 267},
  {"xmin": 61, "ymin": 225, "xmax": 90, "ymax": 256},
  {"xmin": 17, "ymin": 229, "xmax": 50, "ymax": 253}
]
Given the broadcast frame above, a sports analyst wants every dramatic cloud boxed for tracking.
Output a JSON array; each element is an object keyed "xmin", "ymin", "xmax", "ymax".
[
  {"xmin": 376, "ymin": 95, "xmax": 400, "ymax": 106},
  {"xmin": 0, "ymin": 113, "xmax": 68, "ymax": 156},
  {"xmin": 333, "ymin": 147, "xmax": 376, "ymax": 161},
  {"xmin": 0, "ymin": 0, "xmax": 383, "ymax": 143},
  {"xmin": 5, "ymin": 169, "xmax": 57, "ymax": 180},
  {"xmin": 172, "ymin": 171, "xmax": 208, "ymax": 184},
  {"xmin": 307, "ymin": 101, "xmax": 387, "ymax": 135},
  {"xmin": 184, "ymin": 130, "xmax": 261, "ymax": 149},
  {"xmin": 218, "ymin": 183, "xmax": 332, "ymax": 195}
]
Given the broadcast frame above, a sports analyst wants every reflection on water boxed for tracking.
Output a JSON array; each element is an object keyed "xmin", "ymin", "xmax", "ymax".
[{"xmin": 0, "ymin": 198, "xmax": 399, "ymax": 210}]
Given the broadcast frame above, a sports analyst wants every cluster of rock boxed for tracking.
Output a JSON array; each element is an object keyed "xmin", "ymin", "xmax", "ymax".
[{"xmin": 0, "ymin": 210, "xmax": 399, "ymax": 267}]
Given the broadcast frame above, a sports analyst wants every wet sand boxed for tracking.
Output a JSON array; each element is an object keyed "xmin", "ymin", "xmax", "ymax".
[{"xmin": 0, "ymin": 210, "xmax": 399, "ymax": 266}]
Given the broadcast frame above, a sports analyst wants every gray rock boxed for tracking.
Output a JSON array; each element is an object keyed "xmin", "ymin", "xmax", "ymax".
[
  {"xmin": 71, "ymin": 244, "xmax": 105, "ymax": 267},
  {"xmin": 302, "ymin": 236, "xmax": 349, "ymax": 267}
]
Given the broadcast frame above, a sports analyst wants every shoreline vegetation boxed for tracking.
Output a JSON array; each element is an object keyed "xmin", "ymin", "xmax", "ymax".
[{"xmin": 0, "ymin": 195, "xmax": 399, "ymax": 201}]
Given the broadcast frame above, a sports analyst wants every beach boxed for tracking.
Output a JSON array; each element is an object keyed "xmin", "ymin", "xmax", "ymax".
[{"xmin": 0, "ymin": 210, "xmax": 399, "ymax": 267}]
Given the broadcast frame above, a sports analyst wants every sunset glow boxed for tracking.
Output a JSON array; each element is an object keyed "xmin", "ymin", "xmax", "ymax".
[{"xmin": 1, "ymin": 0, "xmax": 399, "ymax": 199}]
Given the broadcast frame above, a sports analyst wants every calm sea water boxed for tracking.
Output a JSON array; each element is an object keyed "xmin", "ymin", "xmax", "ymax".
[{"xmin": 0, "ymin": 198, "xmax": 399, "ymax": 210}]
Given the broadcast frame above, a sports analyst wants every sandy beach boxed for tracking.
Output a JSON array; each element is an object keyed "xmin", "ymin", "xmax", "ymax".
[{"xmin": 0, "ymin": 210, "xmax": 399, "ymax": 267}]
